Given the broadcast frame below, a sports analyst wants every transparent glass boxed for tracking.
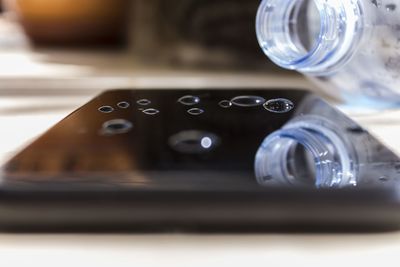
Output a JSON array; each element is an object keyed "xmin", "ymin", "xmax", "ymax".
[
  {"xmin": 256, "ymin": 0, "xmax": 400, "ymax": 106},
  {"xmin": 254, "ymin": 95, "xmax": 400, "ymax": 188}
]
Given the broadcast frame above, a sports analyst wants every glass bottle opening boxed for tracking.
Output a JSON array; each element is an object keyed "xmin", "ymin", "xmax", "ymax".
[
  {"xmin": 256, "ymin": 0, "xmax": 364, "ymax": 73},
  {"xmin": 254, "ymin": 116, "xmax": 357, "ymax": 188},
  {"xmin": 291, "ymin": 0, "xmax": 321, "ymax": 55}
]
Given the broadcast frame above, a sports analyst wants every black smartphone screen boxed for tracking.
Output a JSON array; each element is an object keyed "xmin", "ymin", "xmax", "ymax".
[
  {"xmin": 1, "ymin": 89, "xmax": 309, "ymax": 191},
  {"xmin": 1, "ymin": 89, "xmax": 400, "ymax": 231}
]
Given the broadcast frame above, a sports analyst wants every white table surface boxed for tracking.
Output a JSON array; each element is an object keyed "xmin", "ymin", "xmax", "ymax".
[{"xmin": 1, "ymin": 233, "xmax": 399, "ymax": 266}]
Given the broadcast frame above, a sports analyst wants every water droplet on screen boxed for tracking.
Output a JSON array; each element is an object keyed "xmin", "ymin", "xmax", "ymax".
[
  {"xmin": 117, "ymin": 101, "xmax": 130, "ymax": 109},
  {"xmin": 200, "ymin": 137, "xmax": 213, "ymax": 149},
  {"xmin": 187, "ymin": 108, "xmax": 204, "ymax": 115},
  {"xmin": 386, "ymin": 3, "xmax": 396, "ymax": 11},
  {"xmin": 231, "ymin": 96, "xmax": 266, "ymax": 107},
  {"xmin": 263, "ymin": 98, "xmax": 294, "ymax": 113},
  {"xmin": 137, "ymin": 99, "xmax": 151, "ymax": 106},
  {"xmin": 98, "ymin": 106, "xmax": 114, "ymax": 113},
  {"xmin": 168, "ymin": 130, "xmax": 220, "ymax": 154},
  {"xmin": 178, "ymin": 95, "xmax": 200, "ymax": 106},
  {"xmin": 102, "ymin": 119, "xmax": 133, "ymax": 135},
  {"xmin": 218, "ymin": 100, "xmax": 232, "ymax": 108},
  {"xmin": 142, "ymin": 108, "xmax": 160, "ymax": 115}
]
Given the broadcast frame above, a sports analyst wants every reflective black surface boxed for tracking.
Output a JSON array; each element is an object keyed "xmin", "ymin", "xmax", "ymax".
[
  {"xmin": 1, "ymin": 89, "xmax": 400, "ymax": 231},
  {"xmin": 1, "ymin": 89, "xmax": 306, "ymax": 191},
  {"xmin": 2, "ymin": 89, "xmax": 400, "ymax": 191}
]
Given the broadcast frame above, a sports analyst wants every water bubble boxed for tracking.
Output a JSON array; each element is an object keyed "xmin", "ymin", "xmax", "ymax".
[
  {"xmin": 231, "ymin": 95, "xmax": 266, "ymax": 107},
  {"xmin": 371, "ymin": 0, "xmax": 380, "ymax": 7},
  {"xmin": 263, "ymin": 98, "xmax": 294, "ymax": 113},
  {"xmin": 187, "ymin": 108, "xmax": 204, "ymax": 115},
  {"xmin": 178, "ymin": 95, "xmax": 200, "ymax": 106},
  {"xmin": 379, "ymin": 176, "xmax": 390, "ymax": 182},
  {"xmin": 98, "ymin": 106, "xmax": 114, "ymax": 113},
  {"xmin": 137, "ymin": 99, "xmax": 151, "ymax": 106},
  {"xmin": 117, "ymin": 101, "xmax": 130, "ymax": 109},
  {"xmin": 261, "ymin": 175, "xmax": 273, "ymax": 182},
  {"xmin": 102, "ymin": 119, "xmax": 133, "ymax": 135},
  {"xmin": 142, "ymin": 108, "xmax": 160, "ymax": 115},
  {"xmin": 263, "ymin": 40, "xmax": 274, "ymax": 49},
  {"xmin": 386, "ymin": 3, "xmax": 396, "ymax": 11},
  {"xmin": 218, "ymin": 100, "xmax": 232, "ymax": 108},
  {"xmin": 265, "ymin": 5, "xmax": 274, "ymax": 12},
  {"xmin": 346, "ymin": 126, "xmax": 367, "ymax": 134},
  {"xmin": 168, "ymin": 130, "xmax": 220, "ymax": 154}
]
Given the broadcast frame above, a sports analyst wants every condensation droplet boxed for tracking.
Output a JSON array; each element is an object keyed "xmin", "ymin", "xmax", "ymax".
[
  {"xmin": 187, "ymin": 108, "xmax": 204, "ymax": 115},
  {"xmin": 98, "ymin": 106, "xmax": 114, "ymax": 113},
  {"xmin": 178, "ymin": 95, "xmax": 201, "ymax": 106},
  {"xmin": 265, "ymin": 5, "xmax": 274, "ymax": 12},
  {"xmin": 137, "ymin": 99, "xmax": 151, "ymax": 106},
  {"xmin": 379, "ymin": 176, "xmax": 390, "ymax": 182},
  {"xmin": 142, "ymin": 108, "xmax": 160, "ymax": 115},
  {"xmin": 346, "ymin": 126, "xmax": 367, "ymax": 134},
  {"xmin": 231, "ymin": 95, "xmax": 266, "ymax": 107},
  {"xmin": 102, "ymin": 119, "xmax": 133, "ymax": 135},
  {"xmin": 386, "ymin": 3, "xmax": 396, "ymax": 11},
  {"xmin": 218, "ymin": 100, "xmax": 232, "ymax": 108},
  {"xmin": 262, "ymin": 175, "xmax": 273, "ymax": 181},
  {"xmin": 371, "ymin": 0, "xmax": 380, "ymax": 8},
  {"xmin": 117, "ymin": 101, "xmax": 130, "ymax": 109},
  {"xmin": 263, "ymin": 98, "xmax": 294, "ymax": 113}
]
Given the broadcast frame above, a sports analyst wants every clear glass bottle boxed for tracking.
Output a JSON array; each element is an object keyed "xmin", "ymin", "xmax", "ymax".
[
  {"xmin": 254, "ymin": 95, "xmax": 400, "ymax": 188},
  {"xmin": 256, "ymin": 0, "xmax": 400, "ymax": 106}
]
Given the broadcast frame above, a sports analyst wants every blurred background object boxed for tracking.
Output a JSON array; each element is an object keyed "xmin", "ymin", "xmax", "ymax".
[
  {"xmin": 3, "ymin": 0, "xmax": 130, "ymax": 46},
  {"xmin": 131, "ymin": 0, "xmax": 274, "ymax": 69},
  {"xmin": 0, "ymin": 0, "xmax": 283, "ymax": 70}
]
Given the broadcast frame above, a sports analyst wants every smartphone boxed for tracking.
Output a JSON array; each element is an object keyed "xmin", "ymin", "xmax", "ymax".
[{"xmin": 1, "ymin": 89, "xmax": 400, "ymax": 232}]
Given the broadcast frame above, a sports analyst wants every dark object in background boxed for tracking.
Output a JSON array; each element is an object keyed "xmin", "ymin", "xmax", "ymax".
[
  {"xmin": 132, "ymin": 0, "xmax": 276, "ymax": 70},
  {"xmin": 2, "ymin": 0, "xmax": 279, "ymax": 69},
  {"xmin": 163, "ymin": 1, "xmax": 260, "ymax": 52},
  {"xmin": 3, "ymin": 0, "xmax": 131, "ymax": 46}
]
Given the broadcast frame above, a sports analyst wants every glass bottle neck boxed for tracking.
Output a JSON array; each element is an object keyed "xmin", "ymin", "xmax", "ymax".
[
  {"xmin": 254, "ymin": 116, "xmax": 357, "ymax": 188},
  {"xmin": 256, "ymin": 0, "xmax": 365, "ymax": 74}
]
